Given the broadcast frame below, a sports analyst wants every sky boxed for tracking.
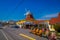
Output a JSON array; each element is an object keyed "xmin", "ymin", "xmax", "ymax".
[{"xmin": 0, "ymin": 0, "xmax": 60, "ymax": 21}]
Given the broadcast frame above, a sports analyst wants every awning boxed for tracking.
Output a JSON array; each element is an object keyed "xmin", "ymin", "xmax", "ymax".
[
  {"xmin": 24, "ymin": 22, "xmax": 34, "ymax": 25},
  {"xmin": 16, "ymin": 20, "xmax": 26, "ymax": 25}
]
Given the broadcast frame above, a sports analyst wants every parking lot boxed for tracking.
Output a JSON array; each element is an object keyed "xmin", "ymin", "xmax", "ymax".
[{"xmin": 0, "ymin": 25, "xmax": 48, "ymax": 40}]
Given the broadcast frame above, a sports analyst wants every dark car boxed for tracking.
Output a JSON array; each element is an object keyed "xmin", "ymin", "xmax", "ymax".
[
  {"xmin": 11, "ymin": 25, "xmax": 19, "ymax": 28},
  {"xmin": 14, "ymin": 25, "xmax": 19, "ymax": 28}
]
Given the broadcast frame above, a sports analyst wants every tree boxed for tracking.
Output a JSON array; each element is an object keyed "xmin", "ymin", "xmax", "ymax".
[{"xmin": 54, "ymin": 24, "xmax": 60, "ymax": 32}]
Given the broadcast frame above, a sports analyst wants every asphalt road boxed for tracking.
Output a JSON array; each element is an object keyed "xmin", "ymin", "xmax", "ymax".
[
  {"xmin": 0, "ymin": 29, "xmax": 7, "ymax": 40},
  {"xmin": 0, "ymin": 25, "xmax": 49, "ymax": 40}
]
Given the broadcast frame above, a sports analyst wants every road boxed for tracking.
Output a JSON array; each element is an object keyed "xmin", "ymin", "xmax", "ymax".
[
  {"xmin": 0, "ymin": 25, "xmax": 48, "ymax": 40},
  {"xmin": 0, "ymin": 29, "xmax": 8, "ymax": 40}
]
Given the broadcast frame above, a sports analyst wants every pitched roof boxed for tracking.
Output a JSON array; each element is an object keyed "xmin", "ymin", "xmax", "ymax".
[{"xmin": 49, "ymin": 13, "xmax": 60, "ymax": 24}]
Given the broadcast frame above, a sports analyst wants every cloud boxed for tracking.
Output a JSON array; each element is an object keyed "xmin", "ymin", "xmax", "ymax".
[{"xmin": 42, "ymin": 13, "xmax": 58, "ymax": 18}]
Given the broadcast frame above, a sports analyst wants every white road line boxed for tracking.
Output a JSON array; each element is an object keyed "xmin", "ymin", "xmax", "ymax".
[
  {"xmin": 7, "ymin": 30, "xmax": 22, "ymax": 40},
  {"xmin": 3, "ymin": 30, "xmax": 14, "ymax": 40},
  {"xmin": 0, "ymin": 30, "xmax": 8, "ymax": 40}
]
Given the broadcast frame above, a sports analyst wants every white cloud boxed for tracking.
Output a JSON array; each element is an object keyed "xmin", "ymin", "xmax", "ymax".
[
  {"xmin": 42, "ymin": 13, "xmax": 58, "ymax": 18},
  {"xmin": 36, "ymin": 19, "xmax": 46, "ymax": 20}
]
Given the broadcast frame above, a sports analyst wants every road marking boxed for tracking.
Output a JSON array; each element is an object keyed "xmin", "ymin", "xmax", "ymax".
[
  {"xmin": 19, "ymin": 34, "xmax": 36, "ymax": 40},
  {"xmin": 3, "ymin": 30, "xmax": 14, "ymax": 40},
  {"xmin": 0, "ymin": 30, "xmax": 8, "ymax": 40}
]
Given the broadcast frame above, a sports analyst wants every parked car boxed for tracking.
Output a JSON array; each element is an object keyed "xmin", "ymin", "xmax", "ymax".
[{"xmin": 11, "ymin": 25, "xmax": 19, "ymax": 28}]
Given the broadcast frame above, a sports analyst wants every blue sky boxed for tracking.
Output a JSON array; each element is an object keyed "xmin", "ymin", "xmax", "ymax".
[{"xmin": 0, "ymin": 0, "xmax": 60, "ymax": 21}]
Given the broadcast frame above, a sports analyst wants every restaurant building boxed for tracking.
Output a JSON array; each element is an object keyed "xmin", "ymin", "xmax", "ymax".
[
  {"xmin": 16, "ymin": 11, "xmax": 49, "ymax": 28},
  {"xmin": 16, "ymin": 11, "xmax": 60, "ymax": 30}
]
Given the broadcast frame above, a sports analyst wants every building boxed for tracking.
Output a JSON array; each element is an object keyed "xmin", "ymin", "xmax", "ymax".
[
  {"xmin": 49, "ymin": 13, "xmax": 60, "ymax": 31},
  {"xmin": 16, "ymin": 11, "xmax": 60, "ymax": 31},
  {"xmin": 16, "ymin": 11, "xmax": 50, "ymax": 29},
  {"xmin": 25, "ymin": 11, "xmax": 34, "ymax": 21},
  {"xmin": 49, "ymin": 13, "xmax": 60, "ymax": 24},
  {"xmin": 25, "ymin": 11, "xmax": 49, "ymax": 25},
  {"xmin": 8, "ymin": 20, "xmax": 16, "ymax": 25}
]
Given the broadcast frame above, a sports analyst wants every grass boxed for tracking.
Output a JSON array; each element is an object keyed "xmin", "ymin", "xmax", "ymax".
[
  {"xmin": 57, "ymin": 32, "xmax": 60, "ymax": 35},
  {"xmin": 56, "ymin": 32, "xmax": 60, "ymax": 39}
]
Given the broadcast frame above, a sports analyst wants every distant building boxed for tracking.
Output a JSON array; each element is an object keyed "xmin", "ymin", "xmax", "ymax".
[{"xmin": 8, "ymin": 20, "xmax": 16, "ymax": 25}]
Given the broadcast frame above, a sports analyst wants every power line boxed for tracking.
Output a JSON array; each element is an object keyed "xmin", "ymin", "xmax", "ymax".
[{"xmin": 12, "ymin": 0, "xmax": 24, "ymax": 13}]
